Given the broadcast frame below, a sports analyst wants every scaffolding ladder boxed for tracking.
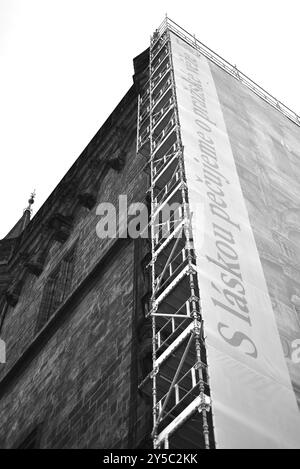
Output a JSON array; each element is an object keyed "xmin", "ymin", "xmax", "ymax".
[{"xmin": 137, "ymin": 24, "xmax": 215, "ymax": 450}]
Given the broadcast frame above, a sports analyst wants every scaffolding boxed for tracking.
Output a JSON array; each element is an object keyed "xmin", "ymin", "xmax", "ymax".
[
  {"xmin": 136, "ymin": 16, "xmax": 300, "ymax": 450},
  {"xmin": 137, "ymin": 23, "xmax": 214, "ymax": 450}
]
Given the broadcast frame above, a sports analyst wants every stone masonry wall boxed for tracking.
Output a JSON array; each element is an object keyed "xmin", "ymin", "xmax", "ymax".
[{"xmin": 0, "ymin": 81, "xmax": 151, "ymax": 448}]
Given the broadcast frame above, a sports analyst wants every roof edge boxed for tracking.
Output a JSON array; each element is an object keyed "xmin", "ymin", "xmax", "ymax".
[{"xmin": 158, "ymin": 17, "xmax": 300, "ymax": 127}]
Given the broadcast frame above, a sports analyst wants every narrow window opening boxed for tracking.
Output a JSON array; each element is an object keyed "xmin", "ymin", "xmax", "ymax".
[{"xmin": 36, "ymin": 246, "xmax": 76, "ymax": 333}]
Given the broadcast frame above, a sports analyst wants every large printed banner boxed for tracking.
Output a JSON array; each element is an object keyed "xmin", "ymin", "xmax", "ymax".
[{"xmin": 170, "ymin": 31, "xmax": 300, "ymax": 448}]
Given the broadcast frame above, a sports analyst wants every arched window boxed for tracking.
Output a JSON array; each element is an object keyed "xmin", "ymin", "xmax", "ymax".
[{"xmin": 36, "ymin": 246, "xmax": 76, "ymax": 333}]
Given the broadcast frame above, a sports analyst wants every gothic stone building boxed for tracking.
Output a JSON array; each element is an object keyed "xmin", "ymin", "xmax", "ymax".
[
  {"xmin": 1, "ymin": 18, "xmax": 300, "ymax": 449},
  {"xmin": 0, "ymin": 49, "xmax": 153, "ymax": 449}
]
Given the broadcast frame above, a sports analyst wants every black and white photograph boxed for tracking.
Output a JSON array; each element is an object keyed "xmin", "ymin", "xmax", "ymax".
[{"xmin": 0, "ymin": 0, "xmax": 300, "ymax": 453}]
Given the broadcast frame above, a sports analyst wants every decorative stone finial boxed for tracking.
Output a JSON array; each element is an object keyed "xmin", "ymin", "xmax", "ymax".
[{"xmin": 24, "ymin": 190, "xmax": 36, "ymax": 214}]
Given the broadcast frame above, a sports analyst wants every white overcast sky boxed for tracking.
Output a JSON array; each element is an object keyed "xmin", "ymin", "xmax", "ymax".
[{"xmin": 0, "ymin": 0, "xmax": 299, "ymax": 238}]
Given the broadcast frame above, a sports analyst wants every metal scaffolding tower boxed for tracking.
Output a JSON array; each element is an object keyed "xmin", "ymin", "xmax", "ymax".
[{"xmin": 137, "ymin": 21, "xmax": 214, "ymax": 450}]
